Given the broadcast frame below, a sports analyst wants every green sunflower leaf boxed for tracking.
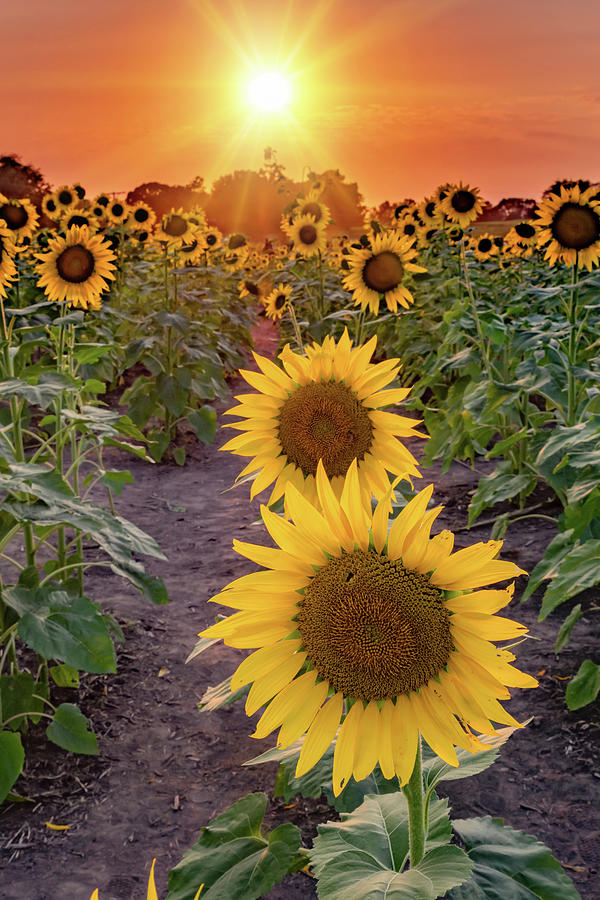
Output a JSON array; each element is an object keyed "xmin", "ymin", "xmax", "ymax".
[
  {"xmin": 448, "ymin": 816, "xmax": 581, "ymax": 899},
  {"xmin": 0, "ymin": 732, "xmax": 24, "ymax": 804},
  {"xmin": 166, "ymin": 792, "xmax": 303, "ymax": 900},
  {"xmin": 46, "ymin": 703, "xmax": 98, "ymax": 755},
  {"xmin": 565, "ymin": 659, "xmax": 600, "ymax": 710},
  {"xmin": 310, "ymin": 791, "xmax": 467, "ymax": 899}
]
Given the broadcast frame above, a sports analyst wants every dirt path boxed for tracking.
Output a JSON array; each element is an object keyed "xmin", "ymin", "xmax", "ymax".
[{"xmin": 1, "ymin": 320, "xmax": 599, "ymax": 899}]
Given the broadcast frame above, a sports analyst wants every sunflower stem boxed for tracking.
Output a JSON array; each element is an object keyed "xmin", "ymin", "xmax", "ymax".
[
  {"xmin": 461, "ymin": 244, "xmax": 492, "ymax": 379},
  {"xmin": 566, "ymin": 260, "xmax": 580, "ymax": 427},
  {"xmin": 287, "ymin": 301, "xmax": 304, "ymax": 352},
  {"xmin": 402, "ymin": 737, "xmax": 426, "ymax": 868}
]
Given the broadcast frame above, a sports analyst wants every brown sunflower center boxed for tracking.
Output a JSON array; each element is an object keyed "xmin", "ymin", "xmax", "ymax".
[
  {"xmin": 301, "ymin": 202, "xmax": 322, "ymax": 222},
  {"xmin": 206, "ymin": 233, "xmax": 217, "ymax": 246},
  {"xmin": 298, "ymin": 224, "xmax": 317, "ymax": 245},
  {"xmin": 56, "ymin": 244, "xmax": 95, "ymax": 283},
  {"xmin": 134, "ymin": 208, "xmax": 149, "ymax": 222},
  {"xmin": 274, "ymin": 293, "xmax": 287, "ymax": 309},
  {"xmin": 97, "ymin": 196, "xmax": 109, "ymax": 207},
  {"xmin": 515, "ymin": 222, "xmax": 535, "ymax": 238},
  {"xmin": 362, "ymin": 250, "xmax": 404, "ymax": 293},
  {"xmin": 278, "ymin": 381, "xmax": 373, "ymax": 477},
  {"xmin": 46, "ymin": 199, "xmax": 57, "ymax": 213},
  {"xmin": 182, "ymin": 239, "xmax": 198, "ymax": 253},
  {"xmin": 551, "ymin": 203, "xmax": 600, "ymax": 250},
  {"xmin": 0, "ymin": 204, "xmax": 28, "ymax": 230},
  {"xmin": 451, "ymin": 190, "xmax": 476, "ymax": 213},
  {"xmin": 228, "ymin": 233, "xmax": 247, "ymax": 249},
  {"xmin": 58, "ymin": 190, "xmax": 73, "ymax": 205},
  {"xmin": 425, "ymin": 201, "xmax": 436, "ymax": 217},
  {"xmin": 164, "ymin": 214, "xmax": 187, "ymax": 236},
  {"xmin": 297, "ymin": 549, "xmax": 453, "ymax": 701},
  {"xmin": 111, "ymin": 203, "xmax": 124, "ymax": 218},
  {"xmin": 478, "ymin": 238, "xmax": 492, "ymax": 253}
]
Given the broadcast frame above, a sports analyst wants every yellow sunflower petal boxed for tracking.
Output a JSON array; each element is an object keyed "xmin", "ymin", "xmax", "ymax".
[
  {"xmin": 332, "ymin": 700, "xmax": 364, "ymax": 796},
  {"xmin": 245, "ymin": 651, "xmax": 308, "ymax": 716},
  {"xmin": 295, "ymin": 691, "xmax": 344, "ymax": 779},
  {"xmin": 352, "ymin": 700, "xmax": 381, "ymax": 782},
  {"xmin": 387, "ymin": 484, "xmax": 434, "ymax": 562},
  {"xmin": 252, "ymin": 670, "xmax": 318, "ymax": 739},
  {"xmin": 276, "ymin": 679, "xmax": 329, "ymax": 749},
  {"xmin": 391, "ymin": 695, "xmax": 419, "ymax": 785},
  {"xmin": 231, "ymin": 640, "xmax": 302, "ymax": 690}
]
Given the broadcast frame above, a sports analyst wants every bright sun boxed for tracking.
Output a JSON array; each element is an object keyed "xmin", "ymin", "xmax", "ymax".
[{"xmin": 246, "ymin": 71, "xmax": 292, "ymax": 113}]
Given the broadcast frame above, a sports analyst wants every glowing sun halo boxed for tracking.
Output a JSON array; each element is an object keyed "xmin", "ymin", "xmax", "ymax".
[{"xmin": 247, "ymin": 71, "xmax": 292, "ymax": 112}]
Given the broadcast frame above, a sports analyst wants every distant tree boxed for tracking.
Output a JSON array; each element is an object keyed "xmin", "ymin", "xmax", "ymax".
[
  {"xmin": 305, "ymin": 169, "xmax": 366, "ymax": 233},
  {"xmin": 478, "ymin": 198, "xmax": 537, "ymax": 221},
  {"xmin": 259, "ymin": 147, "xmax": 287, "ymax": 182},
  {"xmin": 0, "ymin": 155, "xmax": 50, "ymax": 207},
  {"xmin": 126, "ymin": 178, "xmax": 208, "ymax": 219},
  {"xmin": 205, "ymin": 169, "xmax": 296, "ymax": 238}
]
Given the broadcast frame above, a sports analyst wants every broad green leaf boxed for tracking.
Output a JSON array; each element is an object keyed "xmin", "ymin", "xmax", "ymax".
[
  {"xmin": 0, "ymin": 731, "xmax": 24, "ymax": 803},
  {"xmin": 17, "ymin": 593, "xmax": 116, "ymax": 674},
  {"xmin": 538, "ymin": 539, "xmax": 600, "ymax": 620},
  {"xmin": 46, "ymin": 703, "xmax": 98, "ymax": 755},
  {"xmin": 0, "ymin": 672, "xmax": 46, "ymax": 730},
  {"xmin": 449, "ymin": 816, "xmax": 581, "ymax": 900},
  {"xmin": 416, "ymin": 845, "xmax": 473, "ymax": 895},
  {"xmin": 50, "ymin": 664, "xmax": 80, "ymax": 688},
  {"xmin": 521, "ymin": 531, "xmax": 575, "ymax": 604},
  {"xmin": 187, "ymin": 406, "xmax": 217, "ymax": 444},
  {"xmin": 423, "ymin": 742, "xmax": 500, "ymax": 791},
  {"xmin": 166, "ymin": 793, "xmax": 302, "ymax": 900},
  {"xmin": 173, "ymin": 446, "xmax": 186, "ymax": 466},
  {"xmin": 468, "ymin": 463, "xmax": 535, "ymax": 527},
  {"xmin": 156, "ymin": 373, "xmax": 187, "ymax": 417},
  {"xmin": 565, "ymin": 659, "xmax": 600, "ymax": 710},
  {"xmin": 98, "ymin": 469, "xmax": 135, "ymax": 497},
  {"xmin": 554, "ymin": 604, "xmax": 583, "ymax": 653},
  {"xmin": 310, "ymin": 792, "xmax": 454, "ymax": 899}
]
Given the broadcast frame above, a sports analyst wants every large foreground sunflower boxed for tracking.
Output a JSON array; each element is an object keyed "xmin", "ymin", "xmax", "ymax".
[
  {"xmin": 342, "ymin": 231, "xmax": 426, "ymax": 314},
  {"xmin": 535, "ymin": 185, "xmax": 600, "ymax": 269},
  {"xmin": 200, "ymin": 463, "xmax": 536, "ymax": 796},
  {"xmin": 221, "ymin": 329, "xmax": 423, "ymax": 507},
  {"xmin": 35, "ymin": 225, "xmax": 116, "ymax": 310},
  {"xmin": 441, "ymin": 183, "xmax": 484, "ymax": 228}
]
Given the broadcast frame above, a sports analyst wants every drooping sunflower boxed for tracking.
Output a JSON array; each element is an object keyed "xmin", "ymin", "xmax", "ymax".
[
  {"xmin": 221, "ymin": 329, "xmax": 423, "ymax": 508},
  {"xmin": 471, "ymin": 233, "xmax": 499, "ymax": 263},
  {"xmin": 200, "ymin": 463, "xmax": 536, "ymax": 796},
  {"xmin": 35, "ymin": 225, "xmax": 116, "ymax": 310},
  {"xmin": 155, "ymin": 209, "xmax": 198, "ymax": 248},
  {"xmin": 342, "ymin": 230, "xmax": 426, "ymax": 314},
  {"xmin": 0, "ymin": 224, "xmax": 17, "ymax": 298},
  {"xmin": 535, "ymin": 185, "xmax": 600, "ymax": 270},
  {"xmin": 41, "ymin": 192, "xmax": 60, "ymax": 221},
  {"xmin": 187, "ymin": 206, "xmax": 207, "ymax": 230},
  {"xmin": 446, "ymin": 225, "xmax": 464, "ymax": 244},
  {"xmin": 288, "ymin": 214, "xmax": 327, "ymax": 258},
  {"xmin": 129, "ymin": 201, "xmax": 156, "ymax": 231},
  {"xmin": 0, "ymin": 196, "xmax": 39, "ymax": 242},
  {"xmin": 55, "ymin": 185, "xmax": 78, "ymax": 211},
  {"xmin": 264, "ymin": 283, "xmax": 292, "ymax": 320},
  {"xmin": 106, "ymin": 199, "xmax": 129, "ymax": 226},
  {"xmin": 239, "ymin": 279, "xmax": 262, "ymax": 300},
  {"xmin": 441, "ymin": 183, "xmax": 485, "ymax": 228}
]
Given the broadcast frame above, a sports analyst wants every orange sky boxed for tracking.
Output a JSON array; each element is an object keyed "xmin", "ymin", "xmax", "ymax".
[{"xmin": 3, "ymin": 0, "xmax": 600, "ymax": 205}]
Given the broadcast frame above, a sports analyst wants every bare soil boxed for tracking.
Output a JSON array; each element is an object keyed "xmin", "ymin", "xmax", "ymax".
[{"xmin": 1, "ymin": 319, "xmax": 599, "ymax": 900}]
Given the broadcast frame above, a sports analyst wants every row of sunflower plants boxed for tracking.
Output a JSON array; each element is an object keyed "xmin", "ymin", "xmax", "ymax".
[
  {"xmin": 173, "ymin": 327, "xmax": 580, "ymax": 898},
  {"xmin": 0, "ymin": 217, "xmax": 168, "ymax": 803},
  {"xmin": 393, "ymin": 183, "xmax": 600, "ymax": 709}
]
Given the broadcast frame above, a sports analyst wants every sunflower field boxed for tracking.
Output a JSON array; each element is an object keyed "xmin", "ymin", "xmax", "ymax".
[{"xmin": 1, "ymin": 177, "xmax": 598, "ymax": 899}]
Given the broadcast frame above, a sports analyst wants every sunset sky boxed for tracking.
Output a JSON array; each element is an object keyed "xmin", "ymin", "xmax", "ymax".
[{"xmin": 4, "ymin": 0, "xmax": 600, "ymax": 205}]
